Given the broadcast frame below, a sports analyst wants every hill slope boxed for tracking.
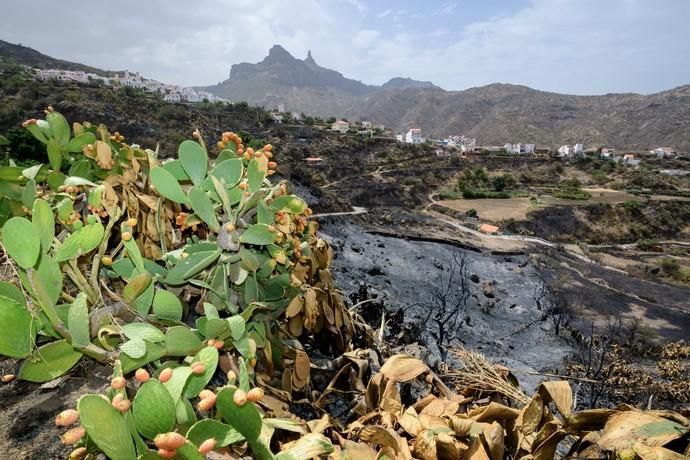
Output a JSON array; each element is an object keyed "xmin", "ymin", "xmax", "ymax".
[{"xmin": 0, "ymin": 39, "xmax": 113, "ymax": 75}]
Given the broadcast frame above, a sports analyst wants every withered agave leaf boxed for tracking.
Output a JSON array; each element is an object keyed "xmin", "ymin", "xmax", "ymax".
[
  {"xmin": 275, "ymin": 432, "xmax": 334, "ymax": 460},
  {"xmin": 465, "ymin": 435, "xmax": 492, "ymax": 460},
  {"xmin": 520, "ymin": 393, "xmax": 545, "ymax": 435},
  {"xmin": 468, "ymin": 402, "xmax": 520, "ymax": 424},
  {"xmin": 537, "ymin": 380, "xmax": 573, "ymax": 417},
  {"xmin": 358, "ymin": 425, "xmax": 412, "ymax": 459},
  {"xmin": 339, "ymin": 440, "xmax": 378, "ymax": 460},
  {"xmin": 597, "ymin": 411, "xmax": 689, "ymax": 451},
  {"xmin": 398, "ymin": 407, "xmax": 423, "ymax": 437},
  {"xmin": 413, "ymin": 429, "xmax": 437, "ymax": 460},
  {"xmin": 421, "ymin": 398, "xmax": 460, "ymax": 418},
  {"xmin": 436, "ymin": 432, "xmax": 462, "ymax": 460},
  {"xmin": 379, "ymin": 354, "xmax": 429, "ymax": 383},
  {"xmin": 563, "ymin": 408, "xmax": 619, "ymax": 433},
  {"xmin": 449, "ymin": 416, "xmax": 487, "ymax": 437},
  {"xmin": 483, "ymin": 421, "xmax": 505, "ymax": 460},
  {"xmin": 632, "ymin": 441, "xmax": 687, "ymax": 460}
]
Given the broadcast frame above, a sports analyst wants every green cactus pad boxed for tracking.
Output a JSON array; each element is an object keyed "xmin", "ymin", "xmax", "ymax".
[
  {"xmin": 183, "ymin": 346, "xmax": 219, "ymax": 398},
  {"xmin": 165, "ymin": 326, "xmax": 203, "ymax": 356},
  {"xmin": 239, "ymin": 224, "xmax": 276, "ymax": 246},
  {"xmin": 152, "ymin": 288, "xmax": 183, "ymax": 321},
  {"xmin": 18, "ymin": 339, "xmax": 82, "ymax": 382},
  {"xmin": 186, "ymin": 419, "xmax": 244, "ymax": 448},
  {"xmin": 150, "ymin": 167, "xmax": 189, "ymax": 204},
  {"xmin": 78, "ymin": 394, "xmax": 137, "ymax": 460},
  {"xmin": 178, "ymin": 140, "xmax": 208, "ymax": 185},
  {"xmin": 54, "ymin": 221, "xmax": 105, "ymax": 262},
  {"xmin": 0, "ymin": 297, "xmax": 35, "ymax": 358},
  {"xmin": 2, "ymin": 216, "xmax": 41, "ymax": 269},
  {"xmin": 132, "ymin": 380, "xmax": 176, "ymax": 439}
]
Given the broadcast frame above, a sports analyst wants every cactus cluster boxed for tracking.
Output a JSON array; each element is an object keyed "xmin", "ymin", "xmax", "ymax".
[
  {"xmin": 0, "ymin": 110, "xmax": 351, "ymax": 458},
  {"xmin": 54, "ymin": 358, "xmax": 333, "ymax": 459}
]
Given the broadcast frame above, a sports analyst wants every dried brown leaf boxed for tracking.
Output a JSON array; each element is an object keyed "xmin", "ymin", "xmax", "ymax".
[
  {"xmin": 538, "ymin": 381, "xmax": 573, "ymax": 417},
  {"xmin": 379, "ymin": 354, "xmax": 428, "ymax": 383}
]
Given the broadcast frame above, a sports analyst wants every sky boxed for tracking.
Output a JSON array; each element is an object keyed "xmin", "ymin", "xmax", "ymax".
[{"xmin": 2, "ymin": 0, "xmax": 689, "ymax": 95}]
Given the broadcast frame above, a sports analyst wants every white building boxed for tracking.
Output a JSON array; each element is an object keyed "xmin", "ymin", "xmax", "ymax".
[
  {"xmin": 504, "ymin": 143, "xmax": 534, "ymax": 154},
  {"xmin": 652, "ymin": 147, "xmax": 675, "ymax": 158},
  {"xmin": 361, "ymin": 121, "xmax": 372, "ymax": 129},
  {"xmin": 36, "ymin": 69, "xmax": 88, "ymax": 83},
  {"xmin": 557, "ymin": 145, "xmax": 572, "ymax": 158},
  {"xmin": 277, "ymin": 104, "xmax": 285, "ymax": 113},
  {"xmin": 163, "ymin": 92, "xmax": 181, "ymax": 102},
  {"xmin": 446, "ymin": 136, "xmax": 476, "ymax": 152},
  {"xmin": 396, "ymin": 134, "xmax": 404, "ymax": 142},
  {"xmin": 331, "ymin": 120, "xmax": 349, "ymax": 133},
  {"xmin": 405, "ymin": 128, "xmax": 423, "ymax": 144},
  {"xmin": 600, "ymin": 148, "xmax": 616, "ymax": 159},
  {"xmin": 621, "ymin": 154, "xmax": 640, "ymax": 167},
  {"xmin": 119, "ymin": 70, "xmax": 144, "ymax": 88},
  {"xmin": 573, "ymin": 143, "xmax": 584, "ymax": 156}
]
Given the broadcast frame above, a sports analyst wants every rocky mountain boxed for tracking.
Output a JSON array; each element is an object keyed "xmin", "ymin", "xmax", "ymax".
[
  {"xmin": 2, "ymin": 39, "xmax": 689, "ymax": 151},
  {"xmin": 381, "ymin": 77, "xmax": 440, "ymax": 91},
  {"xmin": 204, "ymin": 45, "xmax": 690, "ymax": 150}
]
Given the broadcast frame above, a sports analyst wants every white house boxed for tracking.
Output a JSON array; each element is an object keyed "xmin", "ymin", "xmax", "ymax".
[
  {"xmin": 623, "ymin": 154, "xmax": 641, "ymax": 167},
  {"xmin": 277, "ymin": 104, "xmax": 285, "ymax": 113},
  {"xmin": 601, "ymin": 151, "xmax": 612, "ymax": 159},
  {"xmin": 447, "ymin": 136, "xmax": 476, "ymax": 152},
  {"xmin": 163, "ymin": 92, "xmax": 181, "ymax": 102},
  {"xmin": 522, "ymin": 144, "xmax": 535, "ymax": 154},
  {"xmin": 557, "ymin": 145, "xmax": 572, "ymax": 158},
  {"xmin": 573, "ymin": 143, "xmax": 584, "ymax": 156},
  {"xmin": 119, "ymin": 70, "xmax": 144, "ymax": 88},
  {"xmin": 503, "ymin": 143, "xmax": 534, "ymax": 154},
  {"xmin": 331, "ymin": 120, "xmax": 349, "ymax": 133},
  {"xmin": 405, "ymin": 128, "xmax": 423, "ymax": 144},
  {"xmin": 652, "ymin": 147, "xmax": 675, "ymax": 158},
  {"xmin": 361, "ymin": 121, "xmax": 372, "ymax": 129},
  {"xmin": 396, "ymin": 134, "xmax": 404, "ymax": 142}
]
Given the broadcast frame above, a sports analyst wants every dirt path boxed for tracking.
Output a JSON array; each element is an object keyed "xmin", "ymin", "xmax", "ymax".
[{"xmin": 311, "ymin": 206, "xmax": 368, "ymax": 218}]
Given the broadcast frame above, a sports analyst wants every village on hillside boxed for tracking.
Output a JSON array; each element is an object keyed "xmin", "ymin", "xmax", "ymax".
[{"xmin": 32, "ymin": 67, "xmax": 224, "ymax": 103}]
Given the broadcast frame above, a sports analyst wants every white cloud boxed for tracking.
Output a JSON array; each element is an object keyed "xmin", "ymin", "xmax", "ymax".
[
  {"xmin": 352, "ymin": 30, "xmax": 381, "ymax": 48},
  {"xmin": 435, "ymin": 1, "xmax": 457, "ymax": 16},
  {"xmin": 1, "ymin": 0, "xmax": 688, "ymax": 94},
  {"xmin": 345, "ymin": 0, "xmax": 367, "ymax": 15}
]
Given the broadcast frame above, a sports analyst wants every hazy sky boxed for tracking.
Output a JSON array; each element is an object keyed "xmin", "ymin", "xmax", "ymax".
[{"xmin": 2, "ymin": 0, "xmax": 689, "ymax": 94}]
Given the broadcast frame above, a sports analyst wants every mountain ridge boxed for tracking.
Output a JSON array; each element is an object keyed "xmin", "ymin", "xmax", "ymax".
[
  {"xmin": 2, "ymin": 40, "xmax": 690, "ymax": 150},
  {"xmin": 200, "ymin": 45, "xmax": 690, "ymax": 150}
]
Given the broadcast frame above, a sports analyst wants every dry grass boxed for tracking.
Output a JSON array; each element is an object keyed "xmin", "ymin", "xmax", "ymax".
[{"xmin": 444, "ymin": 347, "xmax": 530, "ymax": 406}]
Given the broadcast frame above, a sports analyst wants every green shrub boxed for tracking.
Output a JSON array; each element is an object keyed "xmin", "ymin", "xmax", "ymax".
[
  {"xmin": 660, "ymin": 258, "xmax": 681, "ymax": 278},
  {"xmin": 462, "ymin": 189, "xmax": 510, "ymax": 199}
]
